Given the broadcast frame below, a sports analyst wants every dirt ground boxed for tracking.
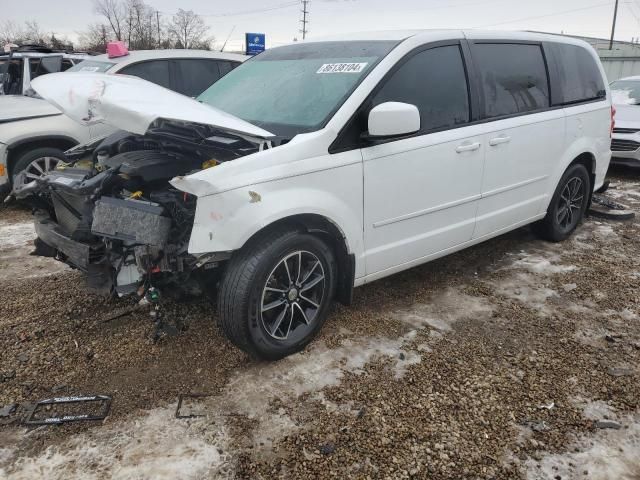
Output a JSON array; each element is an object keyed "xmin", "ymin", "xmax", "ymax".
[{"xmin": 0, "ymin": 168, "xmax": 639, "ymax": 480}]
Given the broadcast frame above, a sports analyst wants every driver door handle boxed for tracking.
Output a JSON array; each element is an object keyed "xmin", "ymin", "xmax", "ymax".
[
  {"xmin": 455, "ymin": 142, "xmax": 481, "ymax": 153},
  {"xmin": 489, "ymin": 136, "xmax": 511, "ymax": 146}
]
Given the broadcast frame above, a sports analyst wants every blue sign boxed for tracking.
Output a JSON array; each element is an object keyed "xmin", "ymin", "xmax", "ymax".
[{"xmin": 245, "ymin": 33, "xmax": 266, "ymax": 56}]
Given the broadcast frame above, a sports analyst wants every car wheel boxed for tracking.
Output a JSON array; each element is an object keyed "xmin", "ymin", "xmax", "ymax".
[
  {"xmin": 534, "ymin": 163, "xmax": 591, "ymax": 242},
  {"xmin": 218, "ymin": 227, "xmax": 337, "ymax": 360},
  {"xmin": 11, "ymin": 147, "xmax": 66, "ymax": 189}
]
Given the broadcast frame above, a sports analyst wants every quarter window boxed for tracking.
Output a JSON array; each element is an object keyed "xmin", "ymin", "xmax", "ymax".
[
  {"xmin": 119, "ymin": 60, "xmax": 171, "ymax": 90},
  {"xmin": 547, "ymin": 43, "xmax": 605, "ymax": 105},
  {"xmin": 473, "ymin": 43, "xmax": 549, "ymax": 118},
  {"xmin": 371, "ymin": 45, "xmax": 470, "ymax": 132}
]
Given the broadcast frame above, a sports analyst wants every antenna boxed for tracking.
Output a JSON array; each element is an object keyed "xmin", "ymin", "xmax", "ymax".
[
  {"xmin": 299, "ymin": 0, "xmax": 310, "ymax": 40},
  {"xmin": 221, "ymin": 25, "xmax": 236, "ymax": 52}
]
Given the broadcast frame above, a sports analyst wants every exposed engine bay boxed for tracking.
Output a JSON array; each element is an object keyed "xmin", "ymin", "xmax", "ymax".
[{"xmin": 15, "ymin": 120, "xmax": 279, "ymax": 297}]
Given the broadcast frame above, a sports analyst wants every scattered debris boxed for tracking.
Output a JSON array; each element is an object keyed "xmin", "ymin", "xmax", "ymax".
[
  {"xmin": 24, "ymin": 395, "xmax": 112, "ymax": 425},
  {"xmin": 538, "ymin": 402, "xmax": 555, "ymax": 410},
  {"xmin": 607, "ymin": 367, "xmax": 634, "ymax": 377},
  {"xmin": 175, "ymin": 393, "xmax": 211, "ymax": 419},
  {"xmin": 319, "ymin": 443, "xmax": 336, "ymax": 455},
  {"xmin": 0, "ymin": 403, "xmax": 17, "ymax": 417},
  {"xmin": 589, "ymin": 194, "xmax": 635, "ymax": 221},
  {"xmin": 595, "ymin": 420, "xmax": 622, "ymax": 430}
]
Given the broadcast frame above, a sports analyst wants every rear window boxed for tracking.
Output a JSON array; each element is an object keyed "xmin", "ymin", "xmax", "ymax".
[
  {"xmin": 546, "ymin": 43, "xmax": 606, "ymax": 105},
  {"xmin": 473, "ymin": 43, "xmax": 549, "ymax": 119},
  {"xmin": 68, "ymin": 60, "xmax": 116, "ymax": 73}
]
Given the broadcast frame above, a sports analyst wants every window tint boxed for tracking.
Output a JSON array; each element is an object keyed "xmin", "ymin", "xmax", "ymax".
[
  {"xmin": 119, "ymin": 60, "xmax": 171, "ymax": 89},
  {"xmin": 473, "ymin": 44, "xmax": 549, "ymax": 118},
  {"xmin": 547, "ymin": 43, "xmax": 605, "ymax": 105},
  {"xmin": 174, "ymin": 59, "xmax": 222, "ymax": 97},
  {"xmin": 371, "ymin": 45, "xmax": 470, "ymax": 132}
]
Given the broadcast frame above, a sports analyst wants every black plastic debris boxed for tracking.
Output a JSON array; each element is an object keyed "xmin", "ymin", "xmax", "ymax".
[
  {"xmin": 24, "ymin": 395, "xmax": 112, "ymax": 425},
  {"xmin": 175, "ymin": 393, "xmax": 210, "ymax": 419},
  {"xmin": 589, "ymin": 194, "xmax": 635, "ymax": 221}
]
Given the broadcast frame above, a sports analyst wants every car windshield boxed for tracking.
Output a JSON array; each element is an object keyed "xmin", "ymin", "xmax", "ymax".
[
  {"xmin": 68, "ymin": 59, "xmax": 116, "ymax": 73},
  {"xmin": 197, "ymin": 40, "xmax": 398, "ymax": 137},
  {"xmin": 610, "ymin": 80, "xmax": 640, "ymax": 105}
]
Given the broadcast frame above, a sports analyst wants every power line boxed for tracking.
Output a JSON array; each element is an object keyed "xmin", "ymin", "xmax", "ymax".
[
  {"xmin": 300, "ymin": 0, "xmax": 310, "ymax": 40},
  {"xmin": 481, "ymin": 2, "xmax": 613, "ymax": 27}
]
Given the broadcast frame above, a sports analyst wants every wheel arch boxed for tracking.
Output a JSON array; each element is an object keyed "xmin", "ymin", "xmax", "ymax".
[
  {"xmin": 567, "ymin": 151, "xmax": 597, "ymax": 208},
  {"xmin": 239, "ymin": 213, "xmax": 356, "ymax": 306},
  {"xmin": 7, "ymin": 135, "xmax": 79, "ymax": 177}
]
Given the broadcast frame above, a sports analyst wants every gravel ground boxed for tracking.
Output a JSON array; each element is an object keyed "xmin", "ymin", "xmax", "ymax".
[{"xmin": 0, "ymin": 168, "xmax": 639, "ymax": 480}]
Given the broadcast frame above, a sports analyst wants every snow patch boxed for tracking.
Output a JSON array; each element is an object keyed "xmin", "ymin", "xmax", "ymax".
[
  {"xmin": 1, "ymin": 408, "xmax": 232, "ymax": 480},
  {"xmin": 525, "ymin": 415, "xmax": 640, "ymax": 480}
]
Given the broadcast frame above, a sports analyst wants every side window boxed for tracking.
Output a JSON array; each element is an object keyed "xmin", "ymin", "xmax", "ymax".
[
  {"xmin": 547, "ymin": 43, "xmax": 606, "ymax": 105},
  {"xmin": 371, "ymin": 45, "xmax": 470, "ymax": 132},
  {"xmin": 119, "ymin": 60, "xmax": 171, "ymax": 90},
  {"xmin": 29, "ymin": 56, "xmax": 63, "ymax": 80},
  {"xmin": 173, "ymin": 59, "xmax": 221, "ymax": 97},
  {"xmin": 218, "ymin": 61, "xmax": 236, "ymax": 78},
  {"xmin": 472, "ymin": 43, "xmax": 549, "ymax": 118}
]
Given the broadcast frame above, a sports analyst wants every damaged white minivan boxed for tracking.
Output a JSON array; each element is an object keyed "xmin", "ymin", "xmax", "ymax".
[{"xmin": 16, "ymin": 30, "xmax": 612, "ymax": 360}]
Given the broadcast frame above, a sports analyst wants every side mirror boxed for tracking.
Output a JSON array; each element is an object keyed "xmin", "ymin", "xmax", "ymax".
[{"xmin": 367, "ymin": 102, "xmax": 420, "ymax": 138}]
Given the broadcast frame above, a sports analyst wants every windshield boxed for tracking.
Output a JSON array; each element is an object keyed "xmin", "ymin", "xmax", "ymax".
[
  {"xmin": 610, "ymin": 80, "xmax": 640, "ymax": 105},
  {"xmin": 197, "ymin": 40, "xmax": 398, "ymax": 137},
  {"xmin": 68, "ymin": 59, "xmax": 116, "ymax": 73}
]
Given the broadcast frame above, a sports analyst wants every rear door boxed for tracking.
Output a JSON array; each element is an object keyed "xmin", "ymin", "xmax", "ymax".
[
  {"xmin": 469, "ymin": 41, "xmax": 565, "ymax": 238},
  {"xmin": 360, "ymin": 42, "xmax": 486, "ymax": 276}
]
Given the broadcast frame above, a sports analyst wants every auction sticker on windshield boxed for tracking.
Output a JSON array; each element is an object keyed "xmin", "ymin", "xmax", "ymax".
[{"xmin": 317, "ymin": 63, "xmax": 368, "ymax": 74}]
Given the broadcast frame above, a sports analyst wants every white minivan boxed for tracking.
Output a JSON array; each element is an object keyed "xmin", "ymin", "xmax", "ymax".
[{"xmin": 23, "ymin": 30, "xmax": 612, "ymax": 360}]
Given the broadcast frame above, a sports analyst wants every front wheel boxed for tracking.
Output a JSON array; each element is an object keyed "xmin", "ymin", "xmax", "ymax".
[
  {"xmin": 534, "ymin": 163, "xmax": 591, "ymax": 242},
  {"xmin": 217, "ymin": 228, "xmax": 337, "ymax": 360}
]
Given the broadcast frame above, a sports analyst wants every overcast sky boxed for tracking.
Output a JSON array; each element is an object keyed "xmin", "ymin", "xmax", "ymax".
[{"xmin": 3, "ymin": 0, "xmax": 639, "ymax": 51}]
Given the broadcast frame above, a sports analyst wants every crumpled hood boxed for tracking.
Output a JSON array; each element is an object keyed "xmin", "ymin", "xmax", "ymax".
[
  {"xmin": 0, "ymin": 95, "xmax": 61, "ymax": 123},
  {"xmin": 30, "ymin": 72, "xmax": 274, "ymax": 139}
]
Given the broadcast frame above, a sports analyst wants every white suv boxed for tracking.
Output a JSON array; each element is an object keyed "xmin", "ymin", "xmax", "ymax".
[
  {"xmin": 0, "ymin": 49, "xmax": 246, "ymax": 197},
  {"xmin": 22, "ymin": 30, "xmax": 612, "ymax": 360}
]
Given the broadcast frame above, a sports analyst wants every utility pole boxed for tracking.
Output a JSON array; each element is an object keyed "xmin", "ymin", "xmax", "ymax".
[
  {"xmin": 156, "ymin": 10, "xmax": 161, "ymax": 48},
  {"xmin": 300, "ymin": 0, "xmax": 310, "ymax": 40},
  {"xmin": 609, "ymin": 0, "xmax": 619, "ymax": 50}
]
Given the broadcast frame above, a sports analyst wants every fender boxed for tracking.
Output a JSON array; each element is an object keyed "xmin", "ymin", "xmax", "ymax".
[{"xmin": 188, "ymin": 162, "xmax": 365, "ymax": 279}]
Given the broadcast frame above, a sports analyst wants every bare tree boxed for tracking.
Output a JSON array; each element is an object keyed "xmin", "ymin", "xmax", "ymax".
[
  {"xmin": 93, "ymin": 0, "xmax": 125, "ymax": 41},
  {"xmin": 77, "ymin": 23, "xmax": 111, "ymax": 52},
  {"xmin": 168, "ymin": 9, "xmax": 211, "ymax": 49}
]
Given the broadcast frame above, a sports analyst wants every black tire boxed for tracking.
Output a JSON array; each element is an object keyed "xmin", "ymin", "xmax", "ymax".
[
  {"xmin": 11, "ymin": 147, "xmax": 66, "ymax": 188},
  {"xmin": 534, "ymin": 163, "xmax": 591, "ymax": 242},
  {"xmin": 217, "ymin": 227, "xmax": 337, "ymax": 360}
]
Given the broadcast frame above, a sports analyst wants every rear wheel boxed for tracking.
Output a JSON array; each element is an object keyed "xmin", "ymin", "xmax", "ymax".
[
  {"xmin": 217, "ymin": 227, "xmax": 337, "ymax": 360},
  {"xmin": 534, "ymin": 163, "xmax": 591, "ymax": 242},
  {"xmin": 12, "ymin": 147, "xmax": 66, "ymax": 189}
]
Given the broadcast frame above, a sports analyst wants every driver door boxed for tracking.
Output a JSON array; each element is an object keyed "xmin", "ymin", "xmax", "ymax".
[{"xmin": 361, "ymin": 43, "xmax": 486, "ymax": 277}]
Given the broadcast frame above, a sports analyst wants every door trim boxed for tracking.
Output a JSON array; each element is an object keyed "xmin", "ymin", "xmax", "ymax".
[{"xmin": 372, "ymin": 193, "xmax": 482, "ymax": 228}]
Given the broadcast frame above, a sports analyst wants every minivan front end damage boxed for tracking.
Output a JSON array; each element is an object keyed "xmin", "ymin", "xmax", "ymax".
[
  {"xmin": 16, "ymin": 121, "xmax": 277, "ymax": 296},
  {"xmin": 14, "ymin": 72, "xmax": 278, "ymax": 297}
]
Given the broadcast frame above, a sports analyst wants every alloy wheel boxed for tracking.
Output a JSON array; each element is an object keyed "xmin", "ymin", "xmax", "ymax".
[
  {"xmin": 260, "ymin": 250, "xmax": 326, "ymax": 340},
  {"xmin": 556, "ymin": 176, "xmax": 585, "ymax": 230},
  {"xmin": 15, "ymin": 156, "xmax": 61, "ymax": 188}
]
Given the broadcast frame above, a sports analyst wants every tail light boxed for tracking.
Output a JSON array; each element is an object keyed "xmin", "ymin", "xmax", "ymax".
[{"xmin": 611, "ymin": 105, "xmax": 616, "ymax": 137}]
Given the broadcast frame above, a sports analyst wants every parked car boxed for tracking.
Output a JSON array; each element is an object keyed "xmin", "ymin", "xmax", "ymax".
[
  {"xmin": 610, "ymin": 76, "xmax": 640, "ymax": 166},
  {"xmin": 18, "ymin": 30, "xmax": 612, "ymax": 360},
  {"xmin": 0, "ymin": 48, "xmax": 247, "ymax": 197},
  {"xmin": 0, "ymin": 44, "xmax": 89, "ymax": 95}
]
